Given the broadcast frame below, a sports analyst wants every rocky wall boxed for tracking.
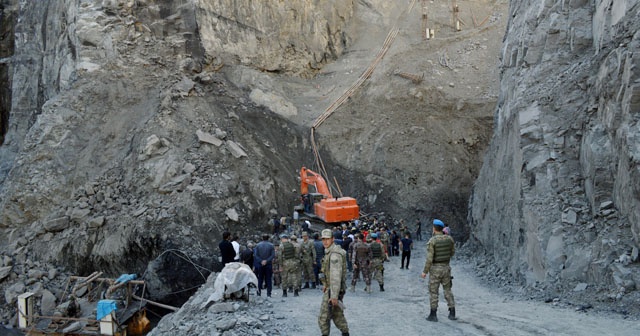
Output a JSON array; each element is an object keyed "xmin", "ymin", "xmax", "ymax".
[
  {"xmin": 0, "ymin": 0, "xmax": 78, "ymax": 185},
  {"xmin": 469, "ymin": 0, "xmax": 640, "ymax": 293},
  {"xmin": 194, "ymin": 0, "xmax": 354, "ymax": 77}
]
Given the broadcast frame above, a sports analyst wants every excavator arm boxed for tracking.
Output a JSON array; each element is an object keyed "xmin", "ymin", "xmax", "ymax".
[
  {"xmin": 300, "ymin": 167, "xmax": 333, "ymax": 198},
  {"xmin": 298, "ymin": 167, "xmax": 359, "ymax": 224}
]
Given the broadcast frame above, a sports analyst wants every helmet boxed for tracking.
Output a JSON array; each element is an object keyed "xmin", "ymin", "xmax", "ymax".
[
  {"xmin": 370, "ymin": 233, "xmax": 378, "ymax": 239},
  {"xmin": 433, "ymin": 219, "xmax": 445, "ymax": 227},
  {"xmin": 280, "ymin": 233, "xmax": 289, "ymax": 239}
]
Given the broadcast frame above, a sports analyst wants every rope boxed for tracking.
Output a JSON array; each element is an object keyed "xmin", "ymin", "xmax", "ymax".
[{"xmin": 309, "ymin": 8, "xmax": 404, "ymax": 190}]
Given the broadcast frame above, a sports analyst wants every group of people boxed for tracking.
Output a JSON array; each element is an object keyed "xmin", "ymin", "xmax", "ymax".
[{"xmin": 218, "ymin": 217, "xmax": 457, "ymax": 336}]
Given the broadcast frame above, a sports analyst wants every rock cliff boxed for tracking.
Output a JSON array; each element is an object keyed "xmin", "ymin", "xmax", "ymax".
[{"xmin": 469, "ymin": 0, "xmax": 640, "ymax": 300}]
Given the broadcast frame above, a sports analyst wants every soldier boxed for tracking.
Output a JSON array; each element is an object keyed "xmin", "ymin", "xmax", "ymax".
[
  {"xmin": 368, "ymin": 233, "xmax": 386, "ymax": 292},
  {"xmin": 421, "ymin": 219, "xmax": 457, "ymax": 322},
  {"xmin": 300, "ymin": 231, "xmax": 317, "ymax": 289},
  {"xmin": 313, "ymin": 232, "xmax": 325, "ymax": 288},
  {"xmin": 378, "ymin": 226, "xmax": 390, "ymax": 261},
  {"xmin": 273, "ymin": 241, "xmax": 282, "ymax": 288},
  {"xmin": 318, "ymin": 229, "xmax": 349, "ymax": 336},
  {"xmin": 290, "ymin": 234, "xmax": 303, "ymax": 294},
  {"xmin": 350, "ymin": 233, "xmax": 372, "ymax": 293},
  {"xmin": 278, "ymin": 234, "xmax": 301, "ymax": 297}
]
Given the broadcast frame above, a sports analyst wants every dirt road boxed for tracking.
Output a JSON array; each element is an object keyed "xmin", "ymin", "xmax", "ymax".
[{"xmin": 272, "ymin": 241, "xmax": 638, "ymax": 336}]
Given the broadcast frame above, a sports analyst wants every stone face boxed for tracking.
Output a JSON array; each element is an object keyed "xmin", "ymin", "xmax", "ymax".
[
  {"xmin": 195, "ymin": 1, "xmax": 354, "ymax": 76},
  {"xmin": 469, "ymin": 0, "xmax": 640, "ymax": 292}
]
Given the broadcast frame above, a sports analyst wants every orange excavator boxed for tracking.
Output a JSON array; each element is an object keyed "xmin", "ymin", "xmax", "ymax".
[{"xmin": 297, "ymin": 166, "xmax": 359, "ymax": 223}]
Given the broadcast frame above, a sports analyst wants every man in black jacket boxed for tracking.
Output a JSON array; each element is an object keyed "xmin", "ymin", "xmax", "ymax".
[{"xmin": 219, "ymin": 231, "xmax": 236, "ymax": 266}]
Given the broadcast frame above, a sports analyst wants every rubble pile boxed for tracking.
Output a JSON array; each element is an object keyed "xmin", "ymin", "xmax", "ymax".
[{"xmin": 150, "ymin": 273, "xmax": 295, "ymax": 336}]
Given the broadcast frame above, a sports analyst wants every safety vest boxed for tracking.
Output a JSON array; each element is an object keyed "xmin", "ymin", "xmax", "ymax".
[
  {"xmin": 282, "ymin": 241, "xmax": 295, "ymax": 260},
  {"xmin": 433, "ymin": 236, "xmax": 453, "ymax": 263},
  {"xmin": 355, "ymin": 242, "xmax": 369, "ymax": 260},
  {"xmin": 370, "ymin": 242, "xmax": 383, "ymax": 259}
]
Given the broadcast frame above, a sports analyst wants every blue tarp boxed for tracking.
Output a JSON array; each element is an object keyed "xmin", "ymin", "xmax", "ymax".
[
  {"xmin": 115, "ymin": 273, "xmax": 137, "ymax": 284},
  {"xmin": 97, "ymin": 299, "xmax": 117, "ymax": 320}
]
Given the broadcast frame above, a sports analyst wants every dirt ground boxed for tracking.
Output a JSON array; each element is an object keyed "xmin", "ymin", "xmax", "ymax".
[{"xmin": 271, "ymin": 240, "xmax": 639, "ymax": 336}]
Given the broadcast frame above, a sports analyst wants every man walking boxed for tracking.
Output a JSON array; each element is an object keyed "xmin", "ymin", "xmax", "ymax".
[
  {"xmin": 415, "ymin": 219, "xmax": 423, "ymax": 241},
  {"xmin": 218, "ymin": 231, "xmax": 236, "ymax": 265},
  {"xmin": 254, "ymin": 233, "xmax": 275, "ymax": 297},
  {"xmin": 421, "ymin": 219, "xmax": 456, "ymax": 322},
  {"xmin": 368, "ymin": 233, "xmax": 386, "ymax": 292},
  {"xmin": 318, "ymin": 229, "xmax": 349, "ymax": 336},
  {"xmin": 350, "ymin": 233, "xmax": 372, "ymax": 293},
  {"xmin": 400, "ymin": 232, "xmax": 413, "ymax": 269}
]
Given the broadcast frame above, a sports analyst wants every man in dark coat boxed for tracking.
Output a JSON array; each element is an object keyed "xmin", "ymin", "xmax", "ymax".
[{"xmin": 219, "ymin": 231, "xmax": 236, "ymax": 265}]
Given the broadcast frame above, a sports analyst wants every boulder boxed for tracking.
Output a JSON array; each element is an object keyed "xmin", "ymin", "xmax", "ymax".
[
  {"xmin": 44, "ymin": 217, "xmax": 70, "ymax": 232},
  {"xmin": 0, "ymin": 266, "xmax": 13, "ymax": 282}
]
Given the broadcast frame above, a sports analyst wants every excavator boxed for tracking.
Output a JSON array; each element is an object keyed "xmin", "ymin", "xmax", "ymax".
[{"xmin": 296, "ymin": 166, "xmax": 359, "ymax": 224}]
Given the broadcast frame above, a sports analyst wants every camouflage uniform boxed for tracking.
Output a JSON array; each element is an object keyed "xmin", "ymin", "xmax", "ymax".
[
  {"xmin": 291, "ymin": 237, "xmax": 303, "ymax": 290},
  {"xmin": 423, "ymin": 232, "xmax": 455, "ymax": 310},
  {"xmin": 318, "ymin": 243, "xmax": 349, "ymax": 335},
  {"xmin": 369, "ymin": 240, "xmax": 385, "ymax": 288},
  {"xmin": 273, "ymin": 244, "xmax": 281, "ymax": 287},
  {"xmin": 300, "ymin": 235, "xmax": 317, "ymax": 287},
  {"xmin": 279, "ymin": 239, "xmax": 301, "ymax": 294},
  {"xmin": 378, "ymin": 230, "xmax": 390, "ymax": 260},
  {"xmin": 350, "ymin": 238, "xmax": 372, "ymax": 289}
]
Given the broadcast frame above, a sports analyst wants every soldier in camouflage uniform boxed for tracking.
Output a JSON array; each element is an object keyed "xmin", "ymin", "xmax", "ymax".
[
  {"xmin": 318, "ymin": 229, "xmax": 349, "ymax": 336},
  {"xmin": 290, "ymin": 234, "xmax": 303, "ymax": 294},
  {"xmin": 350, "ymin": 233, "xmax": 372, "ymax": 293},
  {"xmin": 421, "ymin": 219, "xmax": 456, "ymax": 322},
  {"xmin": 300, "ymin": 231, "xmax": 317, "ymax": 289},
  {"xmin": 272, "ymin": 241, "xmax": 281, "ymax": 288},
  {"xmin": 278, "ymin": 234, "xmax": 301, "ymax": 297},
  {"xmin": 378, "ymin": 226, "xmax": 390, "ymax": 261},
  {"xmin": 368, "ymin": 233, "xmax": 386, "ymax": 292}
]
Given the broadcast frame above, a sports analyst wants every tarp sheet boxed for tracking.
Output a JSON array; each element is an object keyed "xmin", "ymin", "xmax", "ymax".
[
  {"xmin": 205, "ymin": 262, "xmax": 258, "ymax": 304},
  {"xmin": 97, "ymin": 299, "xmax": 117, "ymax": 320}
]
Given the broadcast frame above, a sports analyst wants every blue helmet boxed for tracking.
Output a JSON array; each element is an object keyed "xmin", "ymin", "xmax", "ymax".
[
  {"xmin": 371, "ymin": 233, "xmax": 378, "ymax": 239},
  {"xmin": 433, "ymin": 219, "xmax": 445, "ymax": 227}
]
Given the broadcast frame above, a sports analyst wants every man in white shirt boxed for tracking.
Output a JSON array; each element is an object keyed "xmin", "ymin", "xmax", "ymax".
[{"xmin": 231, "ymin": 235, "xmax": 240, "ymax": 262}]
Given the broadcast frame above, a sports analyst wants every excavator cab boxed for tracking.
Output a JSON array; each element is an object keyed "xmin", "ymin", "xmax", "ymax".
[{"xmin": 298, "ymin": 167, "xmax": 359, "ymax": 224}]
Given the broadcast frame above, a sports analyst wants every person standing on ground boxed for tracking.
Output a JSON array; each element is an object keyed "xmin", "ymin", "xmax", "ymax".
[
  {"xmin": 313, "ymin": 232, "xmax": 325, "ymax": 288},
  {"xmin": 421, "ymin": 219, "xmax": 456, "ymax": 322},
  {"xmin": 231, "ymin": 234, "xmax": 241, "ymax": 262},
  {"xmin": 368, "ymin": 233, "xmax": 386, "ymax": 292},
  {"xmin": 351, "ymin": 233, "xmax": 372, "ymax": 293},
  {"xmin": 219, "ymin": 231, "xmax": 236, "ymax": 266},
  {"xmin": 241, "ymin": 242, "xmax": 255, "ymax": 269},
  {"xmin": 415, "ymin": 219, "xmax": 423, "ymax": 241},
  {"xmin": 400, "ymin": 232, "xmax": 413, "ymax": 269},
  {"xmin": 254, "ymin": 234, "xmax": 275, "ymax": 297},
  {"xmin": 300, "ymin": 231, "xmax": 317, "ymax": 289},
  {"xmin": 318, "ymin": 229, "xmax": 349, "ymax": 336},
  {"xmin": 391, "ymin": 230, "xmax": 400, "ymax": 256},
  {"xmin": 278, "ymin": 234, "xmax": 301, "ymax": 297},
  {"xmin": 273, "ymin": 241, "xmax": 282, "ymax": 288}
]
